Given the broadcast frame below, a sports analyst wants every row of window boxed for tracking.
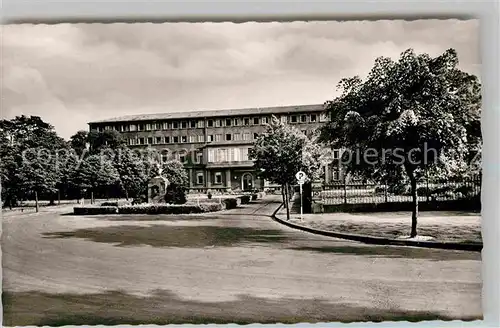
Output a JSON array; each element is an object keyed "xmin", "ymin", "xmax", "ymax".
[
  {"xmin": 128, "ymin": 132, "xmax": 262, "ymax": 146},
  {"xmin": 207, "ymin": 147, "xmax": 252, "ymax": 163},
  {"xmin": 95, "ymin": 113, "xmax": 327, "ymax": 132}
]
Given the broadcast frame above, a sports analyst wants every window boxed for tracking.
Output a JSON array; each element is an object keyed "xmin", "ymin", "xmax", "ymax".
[
  {"xmin": 253, "ymin": 117, "xmax": 260, "ymax": 125},
  {"xmin": 181, "ymin": 121, "xmax": 188, "ymax": 129},
  {"xmin": 226, "ymin": 133, "xmax": 232, "ymax": 141},
  {"xmin": 208, "ymin": 149, "xmax": 215, "ymax": 162},
  {"xmin": 198, "ymin": 135, "xmax": 205, "ymax": 142},
  {"xmin": 197, "ymin": 173, "xmax": 204, "ymax": 184},
  {"xmin": 156, "ymin": 137, "xmax": 163, "ymax": 144},
  {"xmin": 189, "ymin": 135, "xmax": 196, "ymax": 143},
  {"xmin": 146, "ymin": 124, "xmax": 152, "ymax": 131},
  {"xmin": 300, "ymin": 115, "xmax": 307, "ymax": 123},
  {"xmin": 320, "ymin": 113, "xmax": 329, "ymax": 122},
  {"xmin": 310, "ymin": 114, "xmax": 317, "ymax": 122},
  {"xmin": 207, "ymin": 120, "xmax": 214, "ymax": 127},
  {"xmin": 156, "ymin": 123, "xmax": 162, "ymax": 130},
  {"xmin": 163, "ymin": 122, "xmax": 169, "ymax": 130},
  {"xmin": 207, "ymin": 135, "xmax": 214, "ymax": 142},
  {"xmin": 215, "ymin": 134, "xmax": 221, "ymax": 142},
  {"xmin": 179, "ymin": 155, "xmax": 185, "ymax": 163},
  {"xmin": 290, "ymin": 115, "xmax": 298, "ymax": 123},
  {"xmin": 333, "ymin": 149, "xmax": 340, "ymax": 159},
  {"xmin": 196, "ymin": 152, "xmax": 203, "ymax": 163},
  {"xmin": 181, "ymin": 136, "xmax": 187, "ymax": 143},
  {"xmin": 247, "ymin": 148, "xmax": 252, "ymax": 160},
  {"xmin": 197, "ymin": 120, "xmax": 204, "ymax": 128},
  {"xmin": 244, "ymin": 118, "xmax": 250, "ymax": 126},
  {"xmin": 139, "ymin": 138, "xmax": 145, "ymax": 145},
  {"xmin": 234, "ymin": 118, "xmax": 239, "ymax": 126},
  {"xmin": 253, "ymin": 133, "xmax": 258, "ymax": 140},
  {"xmin": 165, "ymin": 136, "xmax": 170, "ymax": 143},
  {"xmin": 233, "ymin": 133, "xmax": 241, "ymax": 141},
  {"xmin": 215, "ymin": 120, "xmax": 221, "ymax": 127},
  {"xmin": 129, "ymin": 138, "xmax": 135, "ymax": 145},
  {"xmin": 139, "ymin": 124, "xmax": 146, "ymax": 131},
  {"xmin": 120, "ymin": 125, "xmax": 125, "ymax": 132},
  {"xmin": 173, "ymin": 136, "xmax": 179, "ymax": 143},
  {"xmin": 147, "ymin": 137, "xmax": 153, "ymax": 144},
  {"xmin": 225, "ymin": 118, "xmax": 232, "ymax": 126},
  {"xmin": 243, "ymin": 132, "xmax": 250, "ymax": 140},
  {"xmin": 280, "ymin": 116, "xmax": 287, "ymax": 124},
  {"xmin": 333, "ymin": 169, "xmax": 340, "ymax": 181},
  {"xmin": 190, "ymin": 121, "xmax": 196, "ymax": 128},
  {"xmin": 215, "ymin": 172, "xmax": 222, "ymax": 184},
  {"xmin": 105, "ymin": 126, "xmax": 111, "ymax": 130},
  {"xmin": 262, "ymin": 117, "xmax": 269, "ymax": 124},
  {"xmin": 172, "ymin": 121, "xmax": 179, "ymax": 129},
  {"xmin": 130, "ymin": 124, "xmax": 137, "ymax": 131}
]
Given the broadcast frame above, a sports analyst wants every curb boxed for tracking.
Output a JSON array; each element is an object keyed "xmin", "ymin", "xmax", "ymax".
[{"xmin": 271, "ymin": 203, "xmax": 482, "ymax": 252}]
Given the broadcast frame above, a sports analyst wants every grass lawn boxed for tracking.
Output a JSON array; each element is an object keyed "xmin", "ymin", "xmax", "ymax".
[{"xmin": 292, "ymin": 211, "xmax": 482, "ymax": 244}]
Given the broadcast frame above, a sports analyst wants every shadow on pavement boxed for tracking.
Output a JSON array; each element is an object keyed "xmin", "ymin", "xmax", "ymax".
[
  {"xmin": 2, "ymin": 290, "xmax": 481, "ymax": 326},
  {"xmin": 42, "ymin": 225, "xmax": 289, "ymax": 248}
]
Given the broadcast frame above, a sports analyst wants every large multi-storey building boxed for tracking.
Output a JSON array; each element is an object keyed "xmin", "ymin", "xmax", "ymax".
[{"xmin": 88, "ymin": 104, "xmax": 343, "ymax": 192}]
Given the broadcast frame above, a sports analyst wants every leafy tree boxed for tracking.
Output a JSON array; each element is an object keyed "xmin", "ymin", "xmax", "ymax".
[
  {"xmin": 250, "ymin": 116, "xmax": 326, "ymax": 219},
  {"xmin": 71, "ymin": 154, "xmax": 120, "ymax": 202},
  {"xmin": 69, "ymin": 130, "xmax": 89, "ymax": 157},
  {"xmin": 160, "ymin": 160, "xmax": 189, "ymax": 186},
  {"xmin": 114, "ymin": 148, "xmax": 148, "ymax": 200},
  {"xmin": 0, "ymin": 116, "xmax": 68, "ymax": 209},
  {"xmin": 88, "ymin": 129, "xmax": 125, "ymax": 154},
  {"xmin": 164, "ymin": 183, "xmax": 187, "ymax": 204},
  {"xmin": 320, "ymin": 48, "xmax": 481, "ymax": 237}
]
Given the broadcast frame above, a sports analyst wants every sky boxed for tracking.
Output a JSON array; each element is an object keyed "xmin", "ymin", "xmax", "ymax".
[{"xmin": 1, "ymin": 19, "xmax": 479, "ymax": 140}]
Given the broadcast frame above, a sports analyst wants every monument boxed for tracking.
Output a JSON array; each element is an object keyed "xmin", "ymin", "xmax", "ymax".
[{"xmin": 147, "ymin": 163, "xmax": 169, "ymax": 203}]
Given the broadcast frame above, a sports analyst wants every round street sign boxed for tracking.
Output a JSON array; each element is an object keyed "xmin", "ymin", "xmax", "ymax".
[{"xmin": 296, "ymin": 171, "xmax": 307, "ymax": 184}]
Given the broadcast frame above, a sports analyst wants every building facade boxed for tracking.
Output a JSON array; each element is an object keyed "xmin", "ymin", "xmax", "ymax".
[{"xmin": 88, "ymin": 104, "xmax": 344, "ymax": 192}]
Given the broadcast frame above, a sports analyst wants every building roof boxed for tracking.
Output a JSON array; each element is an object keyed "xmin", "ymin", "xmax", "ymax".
[{"xmin": 88, "ymin": 104, "xmax": 325, "ymax": 124}]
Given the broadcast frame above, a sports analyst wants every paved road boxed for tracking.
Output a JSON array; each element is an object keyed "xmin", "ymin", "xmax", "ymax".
[{"xmin": 2, "ymin": 195, "xmax": 481, "ymax": 325}]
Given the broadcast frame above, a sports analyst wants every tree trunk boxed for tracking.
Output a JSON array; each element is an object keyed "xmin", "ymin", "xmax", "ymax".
[
  {"xmin": 125, "ymin": 189, "xmax": 129, "ymax": 201},
  {"xmin": 91, "ymin": 191, "xmax": 94, "ymax": 205},
  {"xmin": 281, "ymin": 185, "xmax": 285, "ymax": 204},
  {"xmin": 58, "ymin": 189, "xmax": 61, "ymax": 205},
  {"xmin": 35, "ymin": 191, "xmax": 39, "ymax": 213},
  {"xmin": 406, "ymin": 165, "xmax": 418, "ymax": 238},
  {"xmin": 284, "ymin": 183, "xmax": 290, "ymax": 220}
]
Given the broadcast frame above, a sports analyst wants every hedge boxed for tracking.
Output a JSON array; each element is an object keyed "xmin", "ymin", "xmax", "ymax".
[
  {"xmin": 74, "ymin": 206, "xmax": 118, "ymax": 215},
  {"xmin": 251, "ymin": 194, "xmax": 258, "ymax": 201},
  {"xmin": 223, "ymin": 198, "xmax": 238, "ymax": 210},
  {"xmin": 73, "ymin": 203, "xmax": 224, "ymax": 215},
  {"xmin": 239, "ymin": 195, "xmax": 251, "ymax": 204}
]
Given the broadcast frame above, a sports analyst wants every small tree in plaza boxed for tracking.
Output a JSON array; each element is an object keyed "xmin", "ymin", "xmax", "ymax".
[
  {"xmin": 250, "ymin": 116, "xmax": 326, "ymax": 220},
  {"xmin": 320, "ymin": 48, "xmax": 482, "ymax": 237}
]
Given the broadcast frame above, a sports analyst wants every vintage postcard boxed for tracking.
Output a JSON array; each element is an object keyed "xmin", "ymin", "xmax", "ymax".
[{"xmin": 1, "ymin": 20, "xmax": 481, "ymax": 326}]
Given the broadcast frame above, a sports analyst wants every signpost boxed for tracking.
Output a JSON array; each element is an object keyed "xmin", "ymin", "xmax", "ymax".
[{"xmin": 296, "ymin": 171, "xmax": 307, "ymax": 220}]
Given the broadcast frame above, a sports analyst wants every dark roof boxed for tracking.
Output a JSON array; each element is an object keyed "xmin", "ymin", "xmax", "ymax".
[{"xmin": 88, "ymin": 104, "xmax": 325, "ymax": 124}]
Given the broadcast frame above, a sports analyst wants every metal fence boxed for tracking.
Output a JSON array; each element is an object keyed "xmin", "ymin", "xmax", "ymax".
[{"xmin": 320, "ymin": 177, "xmax": 481, "ymax": 205}]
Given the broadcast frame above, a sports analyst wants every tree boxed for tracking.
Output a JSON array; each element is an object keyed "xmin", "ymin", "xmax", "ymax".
[
  {"xmin": 320, "ymin": 48, "xmax": 482, "ymax": 237},
  {"xmin": 69, "ymin": 130, "xmax": 89, "ymax": 157},
  {"xmin": 250, "ymin": 116, "xmax": 326, "ymax": 220},
  {"xmin": 114, "ymin": 147, "xmax": 148, "ymax": 200},
  {"xmin": 71, "ymin": 154, "xmax": 120, "ymax": 203},
  {"xmin": 88, "ymin": 129, "xmax": 125, "ymax": 154},
  {"xmin": 0, "ymin": 116, "xmax": 68, "ymax": 209}
]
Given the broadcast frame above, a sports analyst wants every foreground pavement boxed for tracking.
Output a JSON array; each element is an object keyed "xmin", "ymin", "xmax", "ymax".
[{"xmin": 2, "ymin": 195, "xmax": 482, "ymax": 325}]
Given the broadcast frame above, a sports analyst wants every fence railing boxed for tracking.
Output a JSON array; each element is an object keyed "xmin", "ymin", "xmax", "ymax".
[{"xmin": 320, "ymin": 177, "xmax": 481, "ymax": 205}]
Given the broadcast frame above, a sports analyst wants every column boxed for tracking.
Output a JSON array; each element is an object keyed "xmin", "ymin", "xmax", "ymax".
[
  {"xmin": 206, "ymin": 170, "xmax": 211, "ymax": 188},
  {"xmin": 189, "ymin": 168, "xmax": 193, "ymax": 190},
  {"xmin": 226, "ymin": 169, "xmax": 231, "ymax": 190}
]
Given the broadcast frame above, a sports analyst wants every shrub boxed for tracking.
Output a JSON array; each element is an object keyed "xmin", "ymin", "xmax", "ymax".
[
  {"xmin": 251, "ymin": 194, "xmax": 258, "ymax": 201},
  {"xmin": 223, "ymin": 198, "xmax": 238, "ymax": 209},
  {"xmin": 374, "ymin": 185, "xmax": 388, "ymax": 194},
  {"xmin": 74, "ymin": 206, "xmax": 118, "ymax": 215},
  {"xmin": 199, "ymin": 203, "xmax": 224, "ymax": 212},
  {"xmin": 164, "ymin": 183, "xmax": 187, "ymax": 204},
  {"xmin": 239, "ymin": 195, "xmax": 251, "ymax": 204},
  {"xmin": 207, "ymin": 189, "xmax": 213, "ymax": 199}
]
